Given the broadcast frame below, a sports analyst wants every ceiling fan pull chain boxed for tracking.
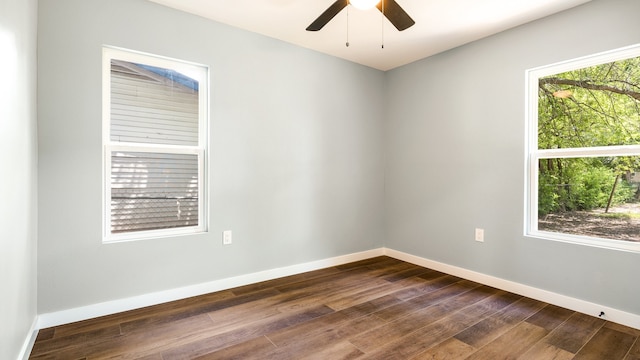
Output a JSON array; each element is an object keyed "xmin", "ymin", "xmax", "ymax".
[
  {"xmin": 381, "ymin": 0, "xmax": 385, "ymax": 49},
  {"xmin": 346, "ymin": 5, "xmax": 350, "ymax": 47}
]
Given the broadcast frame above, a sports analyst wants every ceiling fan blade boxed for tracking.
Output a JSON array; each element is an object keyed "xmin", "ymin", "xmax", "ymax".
[
  {"xmin": 306, "ymin": 0, "xmax": 349, "ymax": 31},
  {"xmin": 377, "ymin": 0, "xmax": 415, "ymax": 31}
]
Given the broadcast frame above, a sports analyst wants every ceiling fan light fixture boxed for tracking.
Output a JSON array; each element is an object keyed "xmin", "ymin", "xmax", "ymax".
[{"xmin": 349, "ymin": 0, "xmax": 380, "ymax": 10}]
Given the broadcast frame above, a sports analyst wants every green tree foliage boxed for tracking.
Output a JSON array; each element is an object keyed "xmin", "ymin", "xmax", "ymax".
[{"xmin": 538, "ymin": 57, "xmax": 640, "ymax": 215}]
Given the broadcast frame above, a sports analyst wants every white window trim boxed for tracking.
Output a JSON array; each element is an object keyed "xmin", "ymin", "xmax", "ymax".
[
  {"xmin": 525, "ymin": 43, "xmax": 640, "ymax": 253},
  {"xmin": 102, "ymin": 46, "xmax": 209, "ymax": 243}
]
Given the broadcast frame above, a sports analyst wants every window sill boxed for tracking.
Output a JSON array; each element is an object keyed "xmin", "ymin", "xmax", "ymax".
[
  {"xmin": 103, "ymin": 226, "xmax": 207, "ymax": 244},
  {"xmin": 526, "ymin": 230, "xmax": 640, "ymax": 253}
]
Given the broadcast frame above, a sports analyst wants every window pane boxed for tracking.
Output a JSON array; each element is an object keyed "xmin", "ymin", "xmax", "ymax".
[
  {"xmin": 538, "ymin": 156, "xmax": 640, "ymax": 242},
  {"xmin": 110, "ymin": 60, "xmax": 199, "ymax": 146},
  {"xmin": 538, "ymin": 57, "xmax": 640, "ymax": 150},
  {"xmin": 110, "ymin": 151, "xmax": 199, "ymax": 233}
]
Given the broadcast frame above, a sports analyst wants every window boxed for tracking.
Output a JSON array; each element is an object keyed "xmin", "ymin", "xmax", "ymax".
[
  {"xmin": 526, "ymin": 44, "xmax": 640, "ymax": 252},
  {"xmin": 103, "ymin": 47, "xmax": 208, "ymax": 242}
]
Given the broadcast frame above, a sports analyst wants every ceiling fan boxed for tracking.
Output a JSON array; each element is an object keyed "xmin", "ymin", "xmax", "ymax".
[{"xmin": 306, "ymin": 0, "xmax": 415, "ymax": 32}]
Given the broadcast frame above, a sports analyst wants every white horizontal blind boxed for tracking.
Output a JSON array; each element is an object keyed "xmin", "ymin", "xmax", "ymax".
[{"xmin": 104, "ymin": 51, "xmax": 207, "ymax": 239}]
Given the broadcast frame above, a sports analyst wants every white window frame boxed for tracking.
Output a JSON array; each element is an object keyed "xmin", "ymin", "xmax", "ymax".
[
  {"xmin": 525, "ymin": 44, "xmax": 640, "ymax": 253},
  {"xmin": 102, "ymin": 46, "xmax": 209, "ymax": 243}
]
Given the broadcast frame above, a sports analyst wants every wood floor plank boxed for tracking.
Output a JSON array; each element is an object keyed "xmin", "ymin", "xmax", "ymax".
[
  {"xmin": 54, "ymin": 290, "xmax": 236, "ymax": 340},
  {"xmin": 453, "ymin": 297, "xmax": 547, "ymax": 349},
  {"xmin": 354, "ymin": 287, "xmax": 518, "ymax": 360},
  {"xmin": 205, "ymin": 301, "xmax": 283, "ymax": 333},
  {"xmin": 29, "ymin": 353, "xmax": 87, "ymax": 360},
  {"xmin": 381, "ymin": 265, "xmax": 434, "ymax": 283},
  {"xmin": 464, "ymin": 321, "xmax": 548, "ymax": 359},
  {"xmin": 372, "ymin": 278, "xmax": 473, "ymax": 322},
  {"xmin": 29, "ymin": 324, "xmax": 122, "ymax": 358},
  {"xmin": 573, "ymin": 326, "xmax": 637, "ymax": 360},
  {"xmin": 200, "ymin": 273, "xmax": 371, "ymax": 335},
  {"xmin": 271, "ymin": 265, "xmax": 408, "ymax": 313},
  {"xmin": 324, "ymin": 280, "xmax": 413, "ymax": 311},
  {"xmin": 390, "ymin": 274, "xmax": 460, "ymax": 302},
  {"xmin": 274, "ymin": 279, "xmax": 391, "ymax": 315},
  {"xmin": 267, "ymin": 296, "xmax": 399, "ymax": 348},
  {"xmin": 525, "ymin": 303, "xmax": 575, "ymax": 332},
  {"xmin": 119, "ymin": 288, "xmax": 282, "ymax": 334},
  {"xmin": 544, "ymin": 312, "xmax": 605, "ymax": 353},
  {"xmin": 625, "ymin": 338, "xmax": 640, "ymax": 360},
  {"xmin": 335, "ymin": 256, "xmax": 400, "ymax": 270},
  {"xmin": 34, "ymin": 328, "xmax": 55, "ymax": 342},
  {"xmin": 349, "ymin": 280, "xmax": 481, "ymax": 353},
  {"xmin": 410, "ymin": 338, "xmax": 476, "ymax": 360},
  {"xmin": 337, "ymin": 293, "xmax": 404, "ymax": 320},
  {"xmin": 606, "ymin": 321, "xmax": 640, "ymax": 338},
  {"xmin": 89, "ymin": 313, "xmax": 218, "ymax": 359},
  {"xmin": 274, "ymin": 267, "xmax": 380, "ymax": 294},
  {"xmin": 160, "ymin": 305, "xmax": 335, "ymax": 359},
  {"xmin": 518, "ymin": 342, "xmax": 575, "ymax": 360},
  {"xmin": 299, "ymin": 341, "xmax": 364, "ymax": 360},
  {"xmin": 193, "ymin": 336, "xmax": 276, "ymax": 360},
  {"xmin": 127, "ymin": 354, "xmax": 164, "ymax": 360},
  {"xmin": 225, "ymin": 340, "xmax": 364, "ymax": 360},
  {"xmin": 459, "ymin": 289, "xmax": 522, "ymax": 319},
  {"xmin": 35, "ymin": 313, "xmax": 214, "ymax": 360},
  {"xmin": 263, "ymin": 314, "xmax": 386, "ymax": 359}
]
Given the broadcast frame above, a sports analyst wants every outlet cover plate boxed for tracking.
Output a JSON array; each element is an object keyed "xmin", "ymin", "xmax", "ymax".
[{"xmin": 223, "ymin": 230, "xmax": 232, "ymax": 245}]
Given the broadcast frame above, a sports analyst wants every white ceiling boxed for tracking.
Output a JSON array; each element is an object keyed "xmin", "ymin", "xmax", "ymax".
[{"xmin": 147, "ymin": 0, "xmax": 592, "ymax": 71}]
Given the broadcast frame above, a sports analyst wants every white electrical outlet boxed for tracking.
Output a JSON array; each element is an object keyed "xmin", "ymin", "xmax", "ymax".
[
  {"xmin": 223, "ymin": 230, "xmax": 232, "ymax": 245},
  {"xmin": 475, "ymin": 228, "xmax": 484, "ymax": 242}
]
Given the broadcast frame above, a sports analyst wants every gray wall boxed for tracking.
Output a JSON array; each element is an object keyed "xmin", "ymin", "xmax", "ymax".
[
  {"xmin": 384, "ymin": 0, "xmax": 640, "ymax": 315},
  {"xmin": 37, "ymin": 0, "xmax": 385, "ymax": 313},
  {"xmin": 0, "ymin": 0, "xmax": 38, "ymax": 358}
]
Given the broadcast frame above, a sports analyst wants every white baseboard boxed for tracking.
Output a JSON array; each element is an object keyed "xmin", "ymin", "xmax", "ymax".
[
  {"xmin": 37, "ymin": 248, "xmax": 385, "ymax": 329},
  {"xmin": 18, "ymin": 317, "xmax": 38, "ymax": 360},
  {"xmin": 383, "ymin": 248, "xmax": 640, "ymax": 330},
  {"xmin": 34, "ymin": 246, "xmax": 640, "ymax": 335}
]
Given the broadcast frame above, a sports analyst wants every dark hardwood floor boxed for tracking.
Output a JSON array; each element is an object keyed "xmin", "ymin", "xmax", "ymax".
[{"xmin": 30, "ymin": 256, "xmax": 640, "ymax": 359}]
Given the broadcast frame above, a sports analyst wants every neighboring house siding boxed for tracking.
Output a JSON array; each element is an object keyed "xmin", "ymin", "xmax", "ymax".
[{"xmin": 110, "ymin": 61, "xmax": 199, "ymax": 145}]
